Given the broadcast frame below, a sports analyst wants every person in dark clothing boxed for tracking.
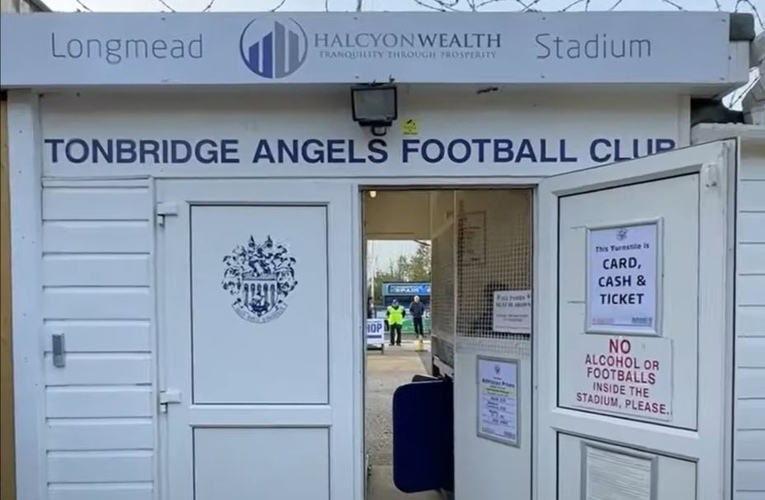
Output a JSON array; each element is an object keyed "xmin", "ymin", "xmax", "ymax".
[
  {"xmin": 409, "ymin": 295, "xmax": 425, "ymax": 338},
  {"xmin": 367, "ymin": 297, "xmax": 375, "ymax": 319}
]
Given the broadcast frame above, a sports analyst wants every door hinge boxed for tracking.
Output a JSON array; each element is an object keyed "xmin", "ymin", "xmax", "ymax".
[
  {"xmin": 156, "ymin": 202, "xmax": 179, "ymax": 226},
  {"xmin": 158, "ymin": 389, "xmax": 182, "ymax": 413}
]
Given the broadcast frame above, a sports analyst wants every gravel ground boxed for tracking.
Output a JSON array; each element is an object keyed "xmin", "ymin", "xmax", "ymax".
[{"xmin": 365, "ymin": 342, "xmax": 431, "ymax": 466}]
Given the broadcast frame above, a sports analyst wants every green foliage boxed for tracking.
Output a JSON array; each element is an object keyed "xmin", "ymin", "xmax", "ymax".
[{"xmin": 370, "ymin": 243, "xmax": 431, "ymax": 304}]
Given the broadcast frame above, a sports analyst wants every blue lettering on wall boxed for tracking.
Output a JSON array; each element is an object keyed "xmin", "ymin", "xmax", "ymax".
[
  {"xmin": 401, "ymin": 138, "xmax": 578, "ymax": 164},
  {"xmin": 44, "ymin": 137, "xmax": 677, "ymax": 165},
  {"xmin": 589, "ymin": 138, "xmax": 675, "ymax": 163},
  {"xmin": 251, "ymin": 138, "xmax": 388, "ymax": 164},
  {"xmin": 45, "ymin": 138, "xmax": 239, "ymax": 164}
]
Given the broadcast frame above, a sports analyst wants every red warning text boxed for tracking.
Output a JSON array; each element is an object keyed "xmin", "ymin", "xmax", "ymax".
[{"xmin": 573, "ymin": 336, "xmax": 672, "ymax": 421}]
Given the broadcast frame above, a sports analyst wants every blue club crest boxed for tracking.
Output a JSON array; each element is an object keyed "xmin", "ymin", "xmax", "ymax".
[{"xmin": 221, "ymin": 235, "xmax": 298, "ymax": 323}]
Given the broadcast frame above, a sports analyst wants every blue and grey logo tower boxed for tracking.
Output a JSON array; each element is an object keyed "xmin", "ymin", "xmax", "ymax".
[{"xmin": 239, "ymin": 18, "xmax": 308, "ymax": 79}]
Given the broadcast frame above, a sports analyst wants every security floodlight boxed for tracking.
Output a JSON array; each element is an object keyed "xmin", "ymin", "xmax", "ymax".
[{"xmin": 351, "ymin": 85, "xmax": 398, "ymax": 135}]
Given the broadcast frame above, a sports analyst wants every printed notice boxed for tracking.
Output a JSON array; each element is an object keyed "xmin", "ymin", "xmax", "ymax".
[
  {"xmin": 459, "ymin": 211, "xmax": 485, "ymax": 265},
  {"xmin": 585, "ymin": 446, "xmax": 653, "ymax": 500},
  {"xmin": 563, "ymin": 334, "xmax": 672, "ymax": 422},
  {"xmin": 492, "ymin": 290, "xmax": 532, "ymax": 335},
  {"xmin": 477, "ymin": 357, "xmax": 519, "ymax": 446},
  {"xmin": 587, "ymin": 223, "xmax": 659, "ymax": 334}
]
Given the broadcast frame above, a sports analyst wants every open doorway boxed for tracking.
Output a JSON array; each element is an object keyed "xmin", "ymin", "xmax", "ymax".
[
  {"xmin": 363, "ymin": 189, "xmax": 437, "ymax": 500},
  {"xmin": 361, "ymin": 187, "xmax": 533, "ymax": 500}
]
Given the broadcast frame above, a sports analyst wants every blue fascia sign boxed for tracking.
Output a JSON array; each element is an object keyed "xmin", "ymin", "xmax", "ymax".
[{"xmin": 43, "ymin": 137, "xmax": 677, "ymax": 166}]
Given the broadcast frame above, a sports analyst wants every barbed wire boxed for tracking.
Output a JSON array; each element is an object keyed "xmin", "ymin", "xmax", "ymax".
[
  {"xmin": 324, "ymin": 0, "xmax": 364, "ymax": 11},
  {"xmin": 414, "ymin": 0, "xmax": 764, "ymax": 111},
  {"xmin": 71, "ymin": 0, "xmax": 762, "ymax": 29},
  {"xmin": 735, "ymin": 0, "xmax": 764, "ymax": 29},
  {"xmin": 410, "ymin": 0, "xmax": 763, "ymax": 30},
  {"xmin": 74, "ymin": 0, "xmax": 92, "ymax": 11},
  {"xmin": 67, "ymin": 0, "xmax": 764, "ymax": 111},
  {"xmin": 147, "ymin": 0, "xmax": 281, "ymax": 12}
]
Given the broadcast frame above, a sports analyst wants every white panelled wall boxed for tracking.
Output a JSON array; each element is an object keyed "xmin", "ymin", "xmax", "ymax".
[
  {"xmin": 692, "ymin": 125, "xmax": 765, "ymax": 500},
  {"xmin": 41, "ymin": 180, "xmax": 154, "ymax": 500},
  {"xmin": 734, "ymin": 144, "xmax": 765, "ymax": 500},
  {"xmin": 5, "ymin": 91, "xmax": 765, "ymax": 500}
]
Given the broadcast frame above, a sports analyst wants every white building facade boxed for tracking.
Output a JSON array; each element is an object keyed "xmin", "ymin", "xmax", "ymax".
[{"xmin": 1, "ymin": 10, "xmax": 764, "ymax": 500}]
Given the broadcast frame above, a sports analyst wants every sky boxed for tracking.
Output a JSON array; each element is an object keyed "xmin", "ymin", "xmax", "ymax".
[
  {"xmin": 38, "ymin": 0, "xmax": 765, "ymax": 16},
  {"xmin": 37, "ymin": 0, "xmax": 764, "ymax": 270},
  {"xmin": 367, "ymin": 240, "xmax": 421, "ymax": 275}
]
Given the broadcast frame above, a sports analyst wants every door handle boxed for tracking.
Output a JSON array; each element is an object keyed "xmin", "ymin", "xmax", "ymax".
[{"xmin": 51, "ymin": 333, "xmax": 65, "ymax": 368}]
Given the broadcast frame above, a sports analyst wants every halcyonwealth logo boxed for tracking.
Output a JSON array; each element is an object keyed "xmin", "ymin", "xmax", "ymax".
[{"xmin": 239, "ymin": 18, "xmax": 308, "ymax": 79}]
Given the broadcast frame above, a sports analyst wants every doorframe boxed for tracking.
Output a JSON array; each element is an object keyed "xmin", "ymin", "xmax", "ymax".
[
  {"xmin": 532, "ymin": 140, "xmax": 738, "ymax": 500},
  {"xmin": 356, "ymin": 183, "xmax": 538, "ymax": 499},
  {"xmin": 151, "ymin": 177, "xmax": 543, "ymax": 500},
  {"xmin": 5, "ymin": 90, "xmax": 45, "ymax": 500},
  {"xmin": 354, "ymin": 186, "xmax": 366, "ymax": 498}
]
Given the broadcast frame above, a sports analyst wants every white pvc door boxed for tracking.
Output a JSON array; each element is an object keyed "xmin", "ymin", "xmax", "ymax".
[
  {"xmin": 535, "ymin": 140, "xmax": 736, "ymax": 499},
  {"xmin": 157, "ymin": 180, "xmax": 358, "ymax": 500}
]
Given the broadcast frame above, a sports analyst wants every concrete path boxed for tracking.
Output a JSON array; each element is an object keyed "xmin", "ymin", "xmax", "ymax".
[
  {"xmin": 367, "ymin": 466, "xmax": 442, "ymax": 500},
  {"xmin": 365, "ymin": 341, "xmax": 442, "ymax": 500},
  {"xmin": 365, "ymin": 340, "xmax": 430, "ymax": 465}
]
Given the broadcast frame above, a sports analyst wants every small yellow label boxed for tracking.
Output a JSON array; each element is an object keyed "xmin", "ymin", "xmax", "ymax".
[{"xmin": 401, "ymin": 118, "xmax": 419, "ymax": 136}]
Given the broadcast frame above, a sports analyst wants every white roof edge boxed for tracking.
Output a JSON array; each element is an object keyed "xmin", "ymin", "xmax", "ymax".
[
  {"xmin": 749, "ymin": 31, "xmax": 765, "ymax": 68},
  {"xmin": 742, "ymin": 32, "xmax": 764, "ymax": 125},
  {"xmin": 691, "ymin": 123, "xmax": 765, "ymax": 145}
]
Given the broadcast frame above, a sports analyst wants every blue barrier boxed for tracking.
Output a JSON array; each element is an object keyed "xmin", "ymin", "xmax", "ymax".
[{"xmin": 392, "ymin": 376, "xmax": 454, "ymax": 493}]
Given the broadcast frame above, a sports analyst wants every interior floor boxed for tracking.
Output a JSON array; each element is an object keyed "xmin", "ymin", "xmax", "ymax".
[
  {"xmin": 365, "ymin": 341, "xmax": 436, "ymax": 499},
  {"xmin": 365, "ymin": 341, "xmax": 431, "ymax": 466},
  {"xmin": 363, "ymin": 188, "xmax": 443, "ymax": 499},
  {"xmin": 368, "ymin": 466, "xmax": 441, "ymax": 500}
]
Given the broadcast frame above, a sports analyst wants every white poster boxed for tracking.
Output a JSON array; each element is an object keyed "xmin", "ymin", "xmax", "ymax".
[
  {"xmin": 492, "ymin": 290, "xmax": 532, "ymax": 335},
  {"xmin": 366, "ymin": 319, "xmax": 385, "ymax": 348},
  {"xmin": 477, "ymin": 357, "xmax": 519, "ymax": 446},
  {"xmin": 584, "ymin": 446, "xmax": 654, "ymax": 500},
  {"xmin": 561, "ymin": 334, "xmax": 673, "ymax": 422},
  {"xmin": 587, "ymin": 222, "xmax": 660, "ymax": 334},
  {"xmin": 459, "ymin": 211, "xmax": 485, "ymax": 266}
]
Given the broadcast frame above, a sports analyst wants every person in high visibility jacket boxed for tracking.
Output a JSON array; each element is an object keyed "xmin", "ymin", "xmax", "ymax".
[{"xmin": 386, "ymin": 299, "xmax": 406, "ymax": 346}]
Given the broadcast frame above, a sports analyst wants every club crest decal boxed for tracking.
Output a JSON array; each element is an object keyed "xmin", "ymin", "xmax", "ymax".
[{"xmin": 222, "ymin": 235, "xmax": 298, "ymax": 323}]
